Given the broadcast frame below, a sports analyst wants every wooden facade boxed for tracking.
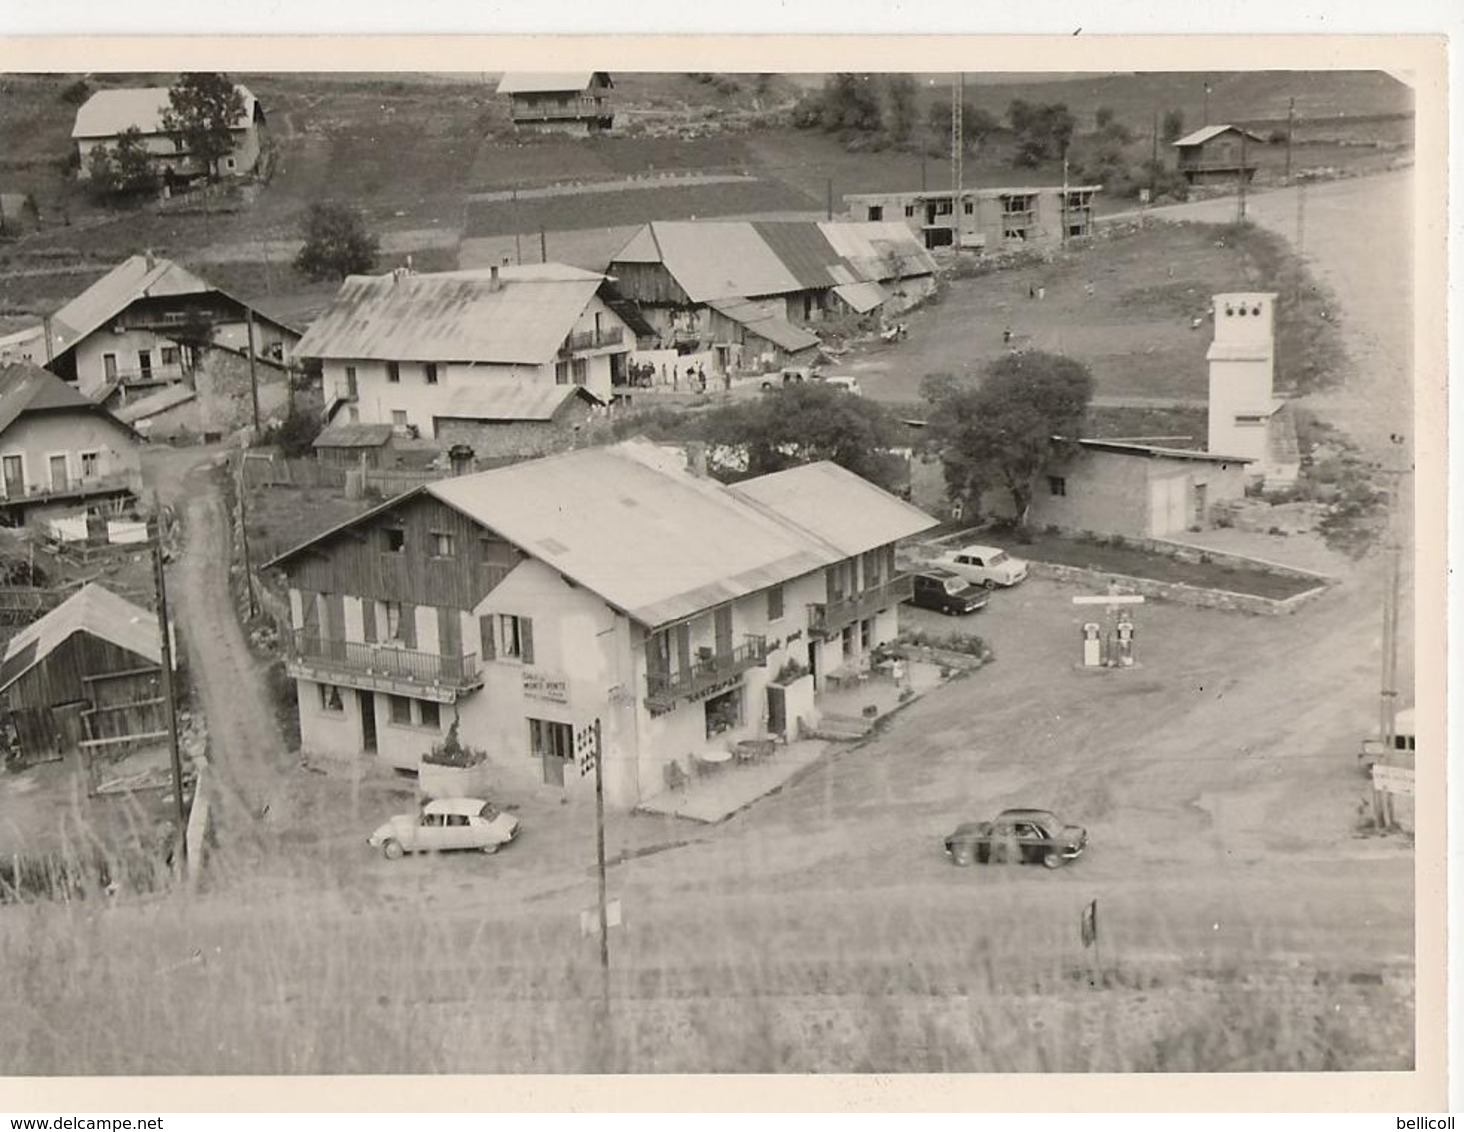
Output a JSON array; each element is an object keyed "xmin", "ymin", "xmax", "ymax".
[
  {"xmin": 282, "ymin": 493, "xmax": 518, "ymax": 614},
  {"xmin": 608, "ymin": 262, "xmax": 692, "ymax": 309}
]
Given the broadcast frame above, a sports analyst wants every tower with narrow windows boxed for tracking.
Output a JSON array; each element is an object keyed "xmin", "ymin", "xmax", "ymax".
[{"xmin": 1206, "ymin": 292, "xmax": 1278, "ymax": 469}]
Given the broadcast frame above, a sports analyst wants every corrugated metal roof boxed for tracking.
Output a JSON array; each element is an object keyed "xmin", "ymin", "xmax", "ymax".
[
  {"xmin": 71, "ymin": 85, "xmax": 257, "ymax": 139},
  {"xmin": 495, "ymin": 73, "xmax": 609, "ymax": 95},
  {"xmin": 705, "ymin": 299, "xmax": 820, "ymax": 352},
  {"xmin": 50, "ymin": 255, "xmax": 211, "ymax": 352},
  {"xmin": 637, "ymin": 222, "xmax": 804, "ymax": 302},
  {"xmin": 313, "ymin": 423, "xmax": 395, "ymax": 449},
  {"xmin": 731, "ymin": 461, "xmax": 938, "ymax": 557},
  {"xmin": 293, "ymin": 269, "xmax": 605, "ymax": 365},
  {"xmin": 436, "ymin": 382, "xmax": 601, "ymax": 422},
  {"xmin": 0, "ymin": 361, "xmax": 135, "ymax": 437},
  {"xmin": 0, "ymin": 583, "xmax": 160, "ymax": 694},
  {"xmin": 751, "ymin": 221, "xmax": 846, "ymax": 290},
  {"xmin": 1171, "ymin": 124, "xmax": 1266, "ymax": 148},
  {"xmin": 832, "ymin": 281, "xmax": 887, "ymax": 314}
]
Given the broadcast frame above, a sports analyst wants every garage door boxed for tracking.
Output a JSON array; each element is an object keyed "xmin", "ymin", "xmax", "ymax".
[{"xmin": 1148, "ymin": 476, "xmax": 1188, "ymax": 537}]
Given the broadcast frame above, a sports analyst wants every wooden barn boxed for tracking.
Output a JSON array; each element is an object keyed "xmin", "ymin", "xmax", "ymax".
[{"xmin": 0, "ymin": 583, "xmax": 163, "ymax": 769}]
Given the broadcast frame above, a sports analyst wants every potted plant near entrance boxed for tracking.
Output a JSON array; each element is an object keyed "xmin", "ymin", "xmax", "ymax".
[
  {"xmin": 769, "ymin": 657, "xmax": 818, "ymax": 738},
  {"xmin": 418, "ymin": 717, "xmax": 491, "ymax": 800}
]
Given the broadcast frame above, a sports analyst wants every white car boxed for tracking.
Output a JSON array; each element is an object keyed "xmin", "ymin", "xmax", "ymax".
[
  {"xmin": 928, "ymin": 543, "xmax": 1029, "ymax": 588},
  {"xmin": 818, "ymin": 375, "xmax": 863, "ymax": 396},
  {"xmin": 368, "ymin": 798, "xmax": 520, "ymax": 860}
]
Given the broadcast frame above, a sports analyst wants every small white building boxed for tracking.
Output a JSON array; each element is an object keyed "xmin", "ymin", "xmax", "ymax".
[
  {"xmin": 71, "ymin": 84, "xmax": 266, "ymax": 182},
  {"xmin": 265, "ymin": 440, "xmax": 937, "ymax": 808},
  {"xmin": 295, "ymin": 264, "xmax": 635, "ymax": 438}
]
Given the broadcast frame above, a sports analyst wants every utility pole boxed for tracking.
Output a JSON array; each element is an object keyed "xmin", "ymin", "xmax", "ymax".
[
  {"xmin": 236, "ymin": 454, "xmax": 258, "ymax": 620},
  {"xmin": 1060, "ymin": 151, "xmax": 1070, "ymax": 246},
  {"xmin": 245, "ymin": 307, "xmax": 261, "ymax": 439},
  {"xmin": 1237, "ymin": 128, "xmax": 1249, "ymax": 224},
  {"xmin": 539, "ymin": 227, "xmax": 547, "ymax": 264},
  {"xmin": 1150, "ymin": 107, "xmax": 1160, "ymax": 193},
  {"xmin": 150, "ymin": 501, "xmax": 186, "ymax": 864},
  {"xmin": 1379, "ymin": 433, "xmax": 1407, "ymax": 750},
  {"xmin": 592, "ymin": 716, "xmax": 611, "ymax": 1061},
  {"xmin": 951, "ymin": 73, "xmax": 964, "ymax": 250},
  {"xmin": 920, "ymin": 154, "xmax": 927, "ymax": 192},
  {"xmin": 514, "ymin": 232, "xmax": 523, "ymax": 266},
  {"xmin": 1285, "ymin": 96, "xmax": 1295, "ymax": 184},
  {"xmin": 1203, "ymin": 81, "xmax": 1211, "ymax": 126},
  {"xmin": 825, "ymin": 177, "xmax": 833, "ymax": 222}
]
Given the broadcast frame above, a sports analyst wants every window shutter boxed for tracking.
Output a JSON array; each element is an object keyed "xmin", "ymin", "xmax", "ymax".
[
  {"xmin": 480, "ymin": 615, "xmax": 496, "ymax": 660},
  {"xmin": 362, "ymin": 600, "xmax": 377, "ymax": 643},
  {"xmin": 401, "ymin": 602, "xmax": 417, "ymax": 649},
  {"xmin": 520, "ymin": 618, "xmax": 535, "ymax": 665}
]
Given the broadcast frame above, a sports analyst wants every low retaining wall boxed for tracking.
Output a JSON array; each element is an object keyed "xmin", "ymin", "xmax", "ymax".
[
  {"xmin": 1143, "ymin": 536, "xmax": 1335, "ymax": 584},
  {"xmin": 1028, "ymin": 560, "xmax": 1331, "ymax": 616}
]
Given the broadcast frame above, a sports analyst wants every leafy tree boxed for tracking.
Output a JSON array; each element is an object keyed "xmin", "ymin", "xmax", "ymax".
[
  {"xmin": 84, "ymin": 127, "xmax": 159, "ymax": 203},
  {"xmin": 922, "ymin": 351, "xmax": 1095, "ymax": 528},
  {"xmin": 819, "ymin": 73, "xmax": 883, "ymax": 135},
  {"xmin": 884, "ymin": 75, "xmax": 919, "ymax": 146},
  {"xmin": 294, "ymin": 201, "xmax": 379, "ymax": 281},
  {"xmin": 163, "ymin": 72, "xmax": 246, "ymax": 181},
  {"xmin": 699, "ymin": 382, "xmax": 907, "ymax": 493},
  {"xmin": 1094, "ymin": 106, "xmax": 1116, "ymax": 130},
  {"xmin": 1009, "ymin": 100, "xmax": 1076, "ymax": 167},
  {"xmin": 1161, "ymin": 108, "xmax": 1186, "ymax": 143},
  {"xmin": 925, "ymin": 99, "xmax": 999, "ymax": 153}
]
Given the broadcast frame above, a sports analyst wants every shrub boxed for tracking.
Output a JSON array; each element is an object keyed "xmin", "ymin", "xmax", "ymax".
[
  {"xmin": 422, "ymin": 718, "xmax": 486, "ymax": 769},
  {"xmin": 773, "ymin": 658, "xmax": 811, "ymax": 685},
  {"xmin": 260, "ymin": 409, "xmax": 322, "ymax": 458}
]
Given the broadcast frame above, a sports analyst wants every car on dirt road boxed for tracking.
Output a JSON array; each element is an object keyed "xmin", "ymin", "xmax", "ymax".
[
  {"xmin": 926, "ymin": 543, "xmax": 1029, "ymax": 588},
  {"xmin": 908, "ymin": 568, "xmax": 990, "ymax": 615},
  {"xmin": 368, "ymin": 798, "xmax": 520, "ymax": 860},
  {"xmin": 943, "ymin": 808, "xmax": 1088, "ymax": 869}
]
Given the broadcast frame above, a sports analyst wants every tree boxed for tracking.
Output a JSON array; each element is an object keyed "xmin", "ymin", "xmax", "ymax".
[
  {"xmin": 294, "ymin": 201, "xmax": 379, "ymax": 281},
  {"xmin": 1009, "ymin": 100, "xmax": 1076, "ymax": 167},
  {"xmin": 1161, "ymin": 108, "xmax": 1186, "ymax": 143},
  {"xmin": 926, "ymin": 99, "xmax": 998, "ymax": 153},
  {"xmin": 699, "ymin": 382, "xmax": 908, "ymax": 493},
  {"xmin": 84, "ymin": 127, "xmax": 159, "ymax": 204},
  {"xmin": 922, "ymin": 351, "xmax": 1095, "ymax": 528},
  {"xmin": 884, "ymin": 75, "xmax": 919, "ymax": 146},
  {"xmin": 819, "ymin": 73, "xmax": 882, "ymax": 135},
  {"xmin": 163, "ymin": 72, "xmax": 245, "ymax": 181}
]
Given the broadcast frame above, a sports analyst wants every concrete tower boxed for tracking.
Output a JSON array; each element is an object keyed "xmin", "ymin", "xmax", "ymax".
[{"xmin": 1206, "ymin": 291, "xmax": 1278, "ymax": 468}]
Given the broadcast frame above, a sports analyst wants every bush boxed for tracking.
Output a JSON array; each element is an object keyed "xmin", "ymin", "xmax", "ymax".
[
  {"xmin": 260, "ymin": 410, "xmax": 322, "ymax": 458},
  {"xmin": 422, "ymin": 718, "xmax": 486, "ymax": 769},
  {"xmin": 294, "ymin": 201, "xmax": 379, "ymax": 281},
  {"xmin": 59, "ymin": 78, "xmax": 91, "ymax": 106}
]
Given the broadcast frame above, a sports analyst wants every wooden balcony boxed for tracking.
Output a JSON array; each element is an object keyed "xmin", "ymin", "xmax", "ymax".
[
  {"xmin": 560, "ymin": 326, "xmax": 625, "ymax": 355},
  {"xmin": 808, "ymin": 575, "xmax": 913, "ymax": 638},
  {"xmin": 646, "ymin": 634, "xmax": 767, "ymax": 711},
  {"xmin": 511, "ymin": 99, "xmax": 612, "ymax": 123},
  {"xmin": 283, "ymin": 629, "xmax": 482, "ymax": 703},
  {"xmin": 0, "ymin": 471, "xmax": 139, "ymax": 509}
]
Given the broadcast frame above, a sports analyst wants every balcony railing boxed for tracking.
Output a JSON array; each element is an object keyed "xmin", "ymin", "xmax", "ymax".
[
  {"xmin": 646, "ymin": 634, "xmax": 767, "ymax": 709},
  {"xmin": 560, "ymin": 326, "xmax": 625, "ymax": 354},
  {"xmin": 808, "ymin": 574, "xmax": 914, "ymax": 637},
  {"xmin": 108, "ymin": 365, "xmax": 188, "ymax": 386},
  {"xmin": 511, "ymin": 100, "xmax": 611, "ymax": 122},
  {"xmin": 284, "ymin": 629, "xmax": 482, "ymax": 697},
  {"xmin": 0, "ymin": 472, "xmax": 139, "ymax": 506}
]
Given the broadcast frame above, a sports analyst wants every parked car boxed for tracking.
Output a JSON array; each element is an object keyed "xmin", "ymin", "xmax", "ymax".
[
  {"xmin": 818, "ymin": 374, "xmax": 863, "ymax": 396},
  {"xmin": 928, "ymin": 543, "xmax": 1029, "ymax": 588},
  {"xmin": 943, "ymin": 808, "xmax": 1088, "ymax": 869},
  {"xmin": 1358, "ymin": 705, "xmax": 1416, "ymax": 772},
  {"xmin": 368, "ymin": 798, "xmax": 520, "ymax": 860},
  {"xmin": 908, "ymin": 568, "xmax": 990, "ymax": 615}
]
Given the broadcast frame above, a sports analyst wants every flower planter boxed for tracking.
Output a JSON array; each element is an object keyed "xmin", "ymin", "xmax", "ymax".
[{"xmin": 418, "ymin": 759, "xmax": 491, "ymax": 801}]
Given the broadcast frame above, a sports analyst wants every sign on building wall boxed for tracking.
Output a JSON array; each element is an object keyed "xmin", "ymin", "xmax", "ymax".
[{"xmin": 522, "ymin": 670, "xmax": 569, "ymax": 704}]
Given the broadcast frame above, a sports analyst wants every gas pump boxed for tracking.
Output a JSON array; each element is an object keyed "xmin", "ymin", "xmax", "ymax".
[
  {"xmin": 1081, "ymin": 622, "xmax": 1103, "ymax": 667},
  {"xmin": 1115, "ymin": 611, "xmax": 1136, "ymax": 667}
]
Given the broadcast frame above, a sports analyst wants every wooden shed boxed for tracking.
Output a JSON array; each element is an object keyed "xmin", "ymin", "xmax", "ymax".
[{"xmin": 0, "ymin": 582, "xmax": 163, "ymax": 767}]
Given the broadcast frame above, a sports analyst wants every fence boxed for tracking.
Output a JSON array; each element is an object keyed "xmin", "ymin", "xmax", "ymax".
[{"xmin": 241, "ymin": 455, "xmax": 440, "ymax": 496}]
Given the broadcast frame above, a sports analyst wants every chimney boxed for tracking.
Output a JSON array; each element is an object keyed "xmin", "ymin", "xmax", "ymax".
[
  {"xmin": 447, "ymin": 443, "xmax": 476, "ymax": 476},
  {"xmin": 489, "ymin": 264, "xmax": 502, "ymax": 292},
  {"xmin": 144, "ymin": 249, "xmax": 155, "ymax": 270},
  {"xmin": 684, "ymin": 441, "xmax": 707, "ymax": 478}
]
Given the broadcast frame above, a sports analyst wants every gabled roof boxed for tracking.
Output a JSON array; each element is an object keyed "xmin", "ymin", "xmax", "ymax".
[
  {"xmin": 495, "ymin": 73, "xmax": 611, "ymax": 95},
  {"xmin": 110, "ymin": 382, "xmax": 196, "ymax": 425},
  {"xmin": 0, "ymin": 583, "xmax": 160, "ymax": 694},
  {"xmin": 1172, "ymin": 124, "xmax": 1267, "ymax": 148},
  {"xmin": 435, "ymin": 382, "xmax": 603, "ymax": 422},
  {"xmin": 71, "ymin": 85, "xmax": 258, "ymax": 139},
  {"xmin": 313, "ymin": 423, "xmax": 395, "ymax": 450},
  {"xmin": 611, "ymin": 220, "xmax": 936, "ymax": 306},
  {"xmin": 293, "ymin": 268, "xmax": 608, "ymax": 365},
  {"xmin": 705, "ymin": 298, "xmax": 820, "ymax": 352},
  {"xmin": 46, "ymin": 254, "xmax": 297, "ymax": 362},
  {"xmin": 1069, "ymin": 437, "xmax": 1254, "ymax": 463},
  {"xmin": 0, "ymin": 361, "xmax": 140, "ymax": 438},
  {"xmin": 267, "ymin": 440, "xmax": 937, "ymax": 629}
]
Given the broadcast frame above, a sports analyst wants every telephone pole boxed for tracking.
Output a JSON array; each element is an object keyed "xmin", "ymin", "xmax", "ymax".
[
  {"xmin": 1379, "ymin": 433, "xmax": 1407, "ymax": 749},
  {"xmin": 1237, "ymin": 128, "xmax": 1249, "ymax": 224},
  {"xmin": 245, "ymin": 307, "xmax": 261, "ymax": 439},
  {"xmin": 150, "ymin": 501, "xmax": 186, "ymax": 863},
  {"xmin": 951, "ymin": 73, "xmax": 964, "ymax": 249},
  {"xmin": 591, "ymin": 716, "xmax": 612, "ymax": 1065},
  {"xmin": 1285, "ymin": 96, "xmax": 1296, "ymax": 184}
]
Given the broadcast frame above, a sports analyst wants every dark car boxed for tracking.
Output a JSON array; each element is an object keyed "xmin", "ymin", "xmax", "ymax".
[
  {"xmin": 909, "ymin": 568, "xmax": 990, "ymax": 615},
  {"xmin": 943, "ymin": 808, "xmax": 1088, "ymax": 869}
]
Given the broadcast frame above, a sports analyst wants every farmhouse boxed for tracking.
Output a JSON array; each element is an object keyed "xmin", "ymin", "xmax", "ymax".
[
  {"xmin": 0, "ymin": 583, "xmax": 163, "ymax": 769},
  {"xmin": 297, "ymin": 264, "xmax": 632, "ymax": 440},
  {"xmin": 1171, "ymin": 125, "xmax": 1267, "ymax": 186},
  {"xmin": 606, "ymin": 220, "xmax": 936, "ymax": 374},
  {"xmin": 264, "ymin": 440, "xmax": 936, "ymax": 808},
  {"xmin": 71, "ymin": 84, "xmax": 267, "ymax": 182},
  {"xmin": 0, "ymin": 362, "xmax": 143, "ymax": 529},
  {"xmin": 841, "ymin": 185, "xmax": 1101, "ymax": 251},
  {"xmin": 36, "ymin": 253, "xmax": 300, "ymax": 413},
  {"xmin": 496, "ymin": 72, "xmax": 614, "ymax": 135}
]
